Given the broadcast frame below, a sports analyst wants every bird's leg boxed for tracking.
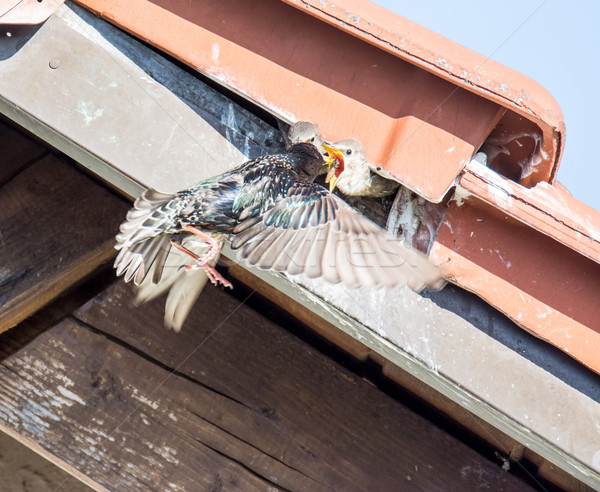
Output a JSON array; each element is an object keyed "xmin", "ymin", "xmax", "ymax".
[
  {"xmin": 180, "ymin": 224, "xmax": 220, "ymax": 262},
  {"xmin": 170, "ymin": 240, "xmax": 233, "ymax": 289},
  {"xmin": 169, "ymin": 224, "xmax": 233, "ymax": 289}
]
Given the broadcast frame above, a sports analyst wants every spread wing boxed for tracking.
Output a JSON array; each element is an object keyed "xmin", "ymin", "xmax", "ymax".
[{"xmin": 231, "ymin": 182, "xmax": 444, "ymax": 292}]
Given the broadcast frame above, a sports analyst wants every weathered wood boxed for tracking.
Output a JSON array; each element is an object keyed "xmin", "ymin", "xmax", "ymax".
[
  {"xmin": 227, "ymin": 261, "xmax": 372, "ymax": 361},
  {"xmin": 226, "ymin": 263, "xmax": 597, "ymax": 491},
  {"xmin": 0, "ymin": 155, "xmax": 129, "ymax": 332},
  {"xmin": 0, "ymin": 428, "xmax": 98, "ymax": 492},
  {"xmin": 0, "ymin": 280, "xmax": 534, "ymax": 491},
  {"xmin": 0, "ymin": 116, "xmax": 47, "ymax": 186}
]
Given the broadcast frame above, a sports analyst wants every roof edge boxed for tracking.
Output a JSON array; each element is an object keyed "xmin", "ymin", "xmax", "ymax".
[{"xmin": 284, "ymin": 0, "xmax": 566, "ymax": 167}]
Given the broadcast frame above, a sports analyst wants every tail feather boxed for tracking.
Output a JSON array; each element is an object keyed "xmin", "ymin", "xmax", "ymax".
[
  {"xmin": 116, "ymin": 188, "xmax": 223, "ymax": 331},
  {"xmin": 136, "ymin": 238, "xmax": 220, "ymax": 331}
]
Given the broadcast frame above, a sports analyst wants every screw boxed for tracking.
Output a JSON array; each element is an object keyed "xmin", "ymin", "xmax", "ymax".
[{"xmin": 49, "ymin": 58, "xmax": 60, "ymax": 69}]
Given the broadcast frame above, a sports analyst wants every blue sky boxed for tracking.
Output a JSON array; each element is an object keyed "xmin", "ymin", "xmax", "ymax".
[{"xmin": 374, "ymin": 1, "xmax": 600, "ymax": 211}]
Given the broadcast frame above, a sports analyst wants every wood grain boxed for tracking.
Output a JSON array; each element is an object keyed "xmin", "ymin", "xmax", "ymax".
[
  {"xmin": 0, "ymin": 117, "xmax": 47, "ymax": 186},
  {"xmin": 0, "ymin": 280, "xmax": 528, "ymax": 491},
  {"xmin": 0, "ymin": 155, "xmax": 129, "ymax": 332}
]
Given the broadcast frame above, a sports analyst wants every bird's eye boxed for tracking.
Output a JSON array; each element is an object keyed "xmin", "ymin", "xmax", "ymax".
[
  {"xmin": 309, "ymin": 137, "xmax": 315, "ymax": 142},
  {"xmin": 345, "ymin": 149, "xmax": 352, "ymax": 156}
]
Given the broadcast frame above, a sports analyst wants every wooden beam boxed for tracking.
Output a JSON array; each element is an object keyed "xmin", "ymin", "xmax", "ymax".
[
  {"xmin": 0, "ymin": 281, "xmax": 536, "ymax": 491},
  {"xmin": 0, "ymin": 151, "xmax": 129, "ymax": 333},
  {"xmin": 0, "ymin": 116, "xmax": 47, "ymax": 186}
]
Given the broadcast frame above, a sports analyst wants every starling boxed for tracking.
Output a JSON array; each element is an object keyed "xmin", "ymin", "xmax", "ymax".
[
  {"xmin": 287, "ymin": 123, "xmax": 398, "ymax": 198},
  {"xmin": 115, "ymin": 142, "xmax": 444, "ymax": 330},
  {"xmin": 325, "ymin": 140, "xmax": 399, "ymax": 197},
  {"xmin": 286, "ymin": 121, "xmax": 324, "ymax": 150}
]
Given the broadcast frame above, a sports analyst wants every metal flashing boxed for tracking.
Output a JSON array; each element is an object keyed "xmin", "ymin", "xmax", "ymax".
[{"xmin": 0, "ymin": 0, "xmax": 65, "ymax": 24}]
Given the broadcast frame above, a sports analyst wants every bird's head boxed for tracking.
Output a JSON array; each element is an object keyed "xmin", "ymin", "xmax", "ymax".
[
  {"xmin": 287, "ymin": 121, "xmax": 328, "ymax": 158},
  {"xmin": 287, "ymin": 142, "xmax": 329, "ymax": 181},
  {"xmin": 287, "ymin": 121, "xmax": 320, "ymax": 145},
  {"xmin": 322, "ymin": 140, "xmax": 367, "ymax": 192}
]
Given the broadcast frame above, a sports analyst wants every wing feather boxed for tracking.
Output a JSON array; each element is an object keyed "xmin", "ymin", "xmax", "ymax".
[{"xmin": 232, "ymin": 182, "xmax": 443, "ymax": 292}]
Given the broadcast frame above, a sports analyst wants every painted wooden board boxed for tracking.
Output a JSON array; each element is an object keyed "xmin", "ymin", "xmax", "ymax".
[
  {"xmin": 236, "ymin": 258, "xmax": 600, "ymax": 489},
  {"xmin": 0, "ymin": 280, "xmax": 534, "ymax": 491},
  {"xmin": 0, "ymin": 154, "xmax": 129, "ymax": 332}
]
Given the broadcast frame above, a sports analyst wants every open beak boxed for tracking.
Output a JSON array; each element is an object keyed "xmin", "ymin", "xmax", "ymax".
[{"xmin": 322, "ymin": 143, "xmax": 345, "ymax": 192}]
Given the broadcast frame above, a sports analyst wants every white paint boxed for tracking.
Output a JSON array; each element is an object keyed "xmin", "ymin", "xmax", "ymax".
[
  {"xmin": 211, "ymin": 42, "xmax": 220, "ymax": 61},
  {"xmin": 536, "ymin": 307, "xmax": 553, "ymax": 319},
  {"xmin": 156, "ymin": 445, "xmax": 180, "ymax": 464},
  {"xmin": 451, "ymin": 186, "xmax": 471, "ymax": 207},
  {"xmin": 129, "ymin": 387, "xmax": 160, "ymax": 410},
  {"xmin": 75, "ymin": 100, "xmax": 104, "ymax": 126},
  {"xmin": 57, "ymin": 386, "xmax": 86, "ymax": 406},
  {"xmin": 530, "ymin": 182, "xmax": 600, "ymax": 242},
  {"xmin": 497, "ymin": 253, "xmax": 511, "ymax": 269}
]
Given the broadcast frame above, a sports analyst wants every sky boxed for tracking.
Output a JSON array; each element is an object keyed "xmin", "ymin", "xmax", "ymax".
[{"xmin": 373, "ymin": 0, "xmax": 600, "ymax": 211}]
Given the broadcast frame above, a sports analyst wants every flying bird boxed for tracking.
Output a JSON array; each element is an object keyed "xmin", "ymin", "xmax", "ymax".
[{"xmin": 115, "ymin": 142, "xmax": 444, "ymax": 330}]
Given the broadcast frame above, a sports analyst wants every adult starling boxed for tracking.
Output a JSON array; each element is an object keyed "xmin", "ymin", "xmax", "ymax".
[
  {"xmin": 115, "ymin": 142, "xmax": 443, "ymax": 329},
  {"xmin": 325, "ymin": 140, "xmax": 399, "ymax": 197}
]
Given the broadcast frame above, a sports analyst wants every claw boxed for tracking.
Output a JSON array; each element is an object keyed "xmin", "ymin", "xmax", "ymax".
[
  {"xmin": 169, "ymin": 225, "xmax": 233, "ymax": 289},
  {"xmin": 204, "ymin": 264, "xmax": 233, "ymax": 289}
]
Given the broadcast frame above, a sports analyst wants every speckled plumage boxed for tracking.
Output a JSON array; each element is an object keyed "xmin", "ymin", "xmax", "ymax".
[
  {"xmin": 115, "ymin": 142, "xmax": 444, "ymax": 330},
  {"xmin": 115, "ymin": 143, "xmax": 325, "ymax": 286}
]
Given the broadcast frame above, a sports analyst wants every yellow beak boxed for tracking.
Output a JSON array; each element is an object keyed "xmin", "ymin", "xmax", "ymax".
[
  {"xmin": 322, "ymin": 144, "xmax": 345, "ymax": 192},
  {"xmin": 322, "ymin": 144, "xmax": 343, "ymax": 168},
  {"xmin": 327, "ymin": 170, "xmax": 340, "ymax": 192}
]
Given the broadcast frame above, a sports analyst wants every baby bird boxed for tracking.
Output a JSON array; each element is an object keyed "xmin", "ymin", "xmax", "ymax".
[
  {"xmin": 287, "ymin": 122, "xmax": 398, "ymax": 197},
  {"xmin": 286, "ymin": 121, "xmax": 325, "ymax": 154},
  {"xmin": 326, "ymin": 140, "xmax": 399, "ymax": 197}
]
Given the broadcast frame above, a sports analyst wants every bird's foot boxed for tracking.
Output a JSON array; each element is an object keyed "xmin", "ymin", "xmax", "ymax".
[
  {"xmin": 170, "ymin": 240, "xmax": 233, "ymax": 289},
  {"xmin": 170, "ymin": 225, "xmax": 233, "ymax": 289},
  {"xmin": 203, "ymin": 264, "xmax": 233, "ymax": 289}
]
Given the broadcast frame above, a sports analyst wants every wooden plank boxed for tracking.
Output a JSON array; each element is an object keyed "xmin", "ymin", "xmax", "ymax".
[
  {"xmin": 0, "ymin": 155, "xmax": 129, "ymax": 332},
  {"xmin": 0, "ymin": 116, "xmax": 47, "ymax": 186},
  {"xmin": 219, "ymin": 246, "xmax": 600, "ymax": 489},
  {"xmin": 229, "ymin": 256, "xmax": 597, "ymax": 490},
  {"xmin": 0, "ymin": 280, "xmax": 533, "ymax": 491},
  {"xmin": 0, "ymin": 427, "xmax": 99, "ymax": 492},
  {"xmin": 227, "ymin": 262, "xmax": 373, "ymax": 361}
]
